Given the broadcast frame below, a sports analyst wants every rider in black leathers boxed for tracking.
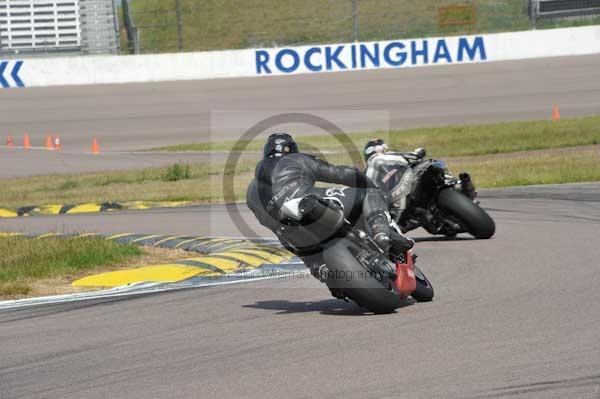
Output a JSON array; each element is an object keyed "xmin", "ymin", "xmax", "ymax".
[{"xmin": 246, "ymin": 133, "xmax": 414, "ymax": 255}]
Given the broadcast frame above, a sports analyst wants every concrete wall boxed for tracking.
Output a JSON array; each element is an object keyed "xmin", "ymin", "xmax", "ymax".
[{"xmin": 1, "ymin": 26, "xmax": 599, "ymax": 89}]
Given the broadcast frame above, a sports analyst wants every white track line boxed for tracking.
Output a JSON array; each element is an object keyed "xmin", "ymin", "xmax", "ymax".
[{"xmin": 0, "ymin": 268, "xmax": 308, "ymax": 311}]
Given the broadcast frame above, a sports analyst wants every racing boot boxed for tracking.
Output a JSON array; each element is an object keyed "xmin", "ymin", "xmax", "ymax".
[
  {"xmin": 363, "ymin": 188, "xmax": 414, "ymax": 257},
  {"xmin": 460, "ymin": 172, "xmax": 477, "ymax": 200},
  {"xmin": 367, "ymin": 211, "xmax": 392, "ymax": 250},
  {"xmin": 388, "ymin": 228, "xmax": 415, "ymax": 257},
  {"xmin": 367, "ymin": 211, "xmax": 415, "ymax": 257}
]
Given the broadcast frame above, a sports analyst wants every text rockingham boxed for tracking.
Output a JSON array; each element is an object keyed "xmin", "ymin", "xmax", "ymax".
[{"xmin": 255, "ymin": 36, "xmax": 487, "ymax": 74}]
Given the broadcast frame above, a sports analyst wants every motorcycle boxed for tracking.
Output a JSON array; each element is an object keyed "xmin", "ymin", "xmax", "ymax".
[
  {"xmin": 365, "ymin": 149, "xmax": 495, "ymax": 239},
  {"xmin": 247, "ymin": 180, "xmax": 434, "ymax": 314}
]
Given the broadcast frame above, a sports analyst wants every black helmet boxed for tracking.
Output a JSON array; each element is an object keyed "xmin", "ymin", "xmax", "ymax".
[
  {"xmin": 263, "ymin": 133, "xmax": 298, "ymax": 158},
  {"xmin": 364, "ymin": 138, "xmax": 388, "ymax": 161}
]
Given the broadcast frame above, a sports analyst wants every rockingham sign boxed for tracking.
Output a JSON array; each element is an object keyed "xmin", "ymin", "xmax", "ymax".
[
  {"xmin": 255, "ymin": 36, "xmax": 486, "ymax": 75},
  {"xmin": 1, "ymin": 26, "xmax": 599, "ymax": 88}
]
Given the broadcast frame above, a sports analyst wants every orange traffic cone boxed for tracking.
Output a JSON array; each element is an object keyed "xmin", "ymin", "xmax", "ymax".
[
  {"xmin": 53, "ymin": 135, "xmax": 61, "ymax": 150},
  {"xmin": 91, "ymin": 137, "xmax": 100, "ymax": 154},
  {"xmin": 6, "ymin": 135, "xmax": 14, "ymax": 147},
  {"xmin": 23, "ymin": 133, "xmax": 31, "ymax": 149},
  {"xmin": 552, "ymin": 105, "xmax": 560, "ymax": 121},
  {"xmin": 45, "ymin": 135, "xmax": 54, "ymax": 150}
]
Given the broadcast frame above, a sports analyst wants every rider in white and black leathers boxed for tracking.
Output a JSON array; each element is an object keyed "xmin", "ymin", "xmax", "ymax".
[
  {"xmin": 246, "ymin": 133, "xmax": 414, "ymax": 255},
  {"xmin": 364, "ymin": 138, "xmax": 477, "ymax": 212}
]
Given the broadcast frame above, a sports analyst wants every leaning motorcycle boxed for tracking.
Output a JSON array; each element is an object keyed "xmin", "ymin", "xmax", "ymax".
[
  {"xmin": 247, "ymin": 180, "xmax": 434, "ymax": 314},
  {"xmin": 366, "ymin": 149, "xmax": 495, "ymax": 239}
]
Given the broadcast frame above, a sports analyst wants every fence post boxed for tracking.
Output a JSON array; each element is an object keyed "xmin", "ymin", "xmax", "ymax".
[
  {"xmin": 175, "ymin": 0, "xmax": 184, "ymax": 51},
  {"xmin": 352, "ymin": 0, "xmax": 359, "ymax": 41},
  {"xmin": 530, "ymin": 0, "xmax": 537, "ymax": 30},
  {"xmin": 111, "ymin": 0, "xmax": 121, "ymax": 54},
  {"xmin": 122, "ymin": 0, "xmax": 139, "ymax": 54},
  {"xmin": 133, "ymin": 27, "xmax": 140, "ymax": 54}
]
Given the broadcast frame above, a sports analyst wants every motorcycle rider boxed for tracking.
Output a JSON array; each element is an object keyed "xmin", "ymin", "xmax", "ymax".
[
  {"xmin": 363, "ymin": 138, "xmax": 477, "ymax": 201},
  {"xmin": 246, "ymin": 133, "xmax": 414, "ymax": 257}
]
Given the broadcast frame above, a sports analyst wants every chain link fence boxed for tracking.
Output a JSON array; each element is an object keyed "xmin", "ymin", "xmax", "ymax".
[{"xmin": 120, "ymin": 0, "xmax": 600, "ymax": 54}]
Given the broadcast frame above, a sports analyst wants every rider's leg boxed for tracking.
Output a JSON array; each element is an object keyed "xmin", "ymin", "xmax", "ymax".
[
  {"xmin": 307, "ymin": 187, "xmax": 386, "ymax": 240},
  {"xmin": 307, "ymin": 187, "xmax": 364, "ymax": 223},
  {"xmin": 363, "ymin": 189, "xmax": 414, "ymax": 255},
  {"xmin": 308, "ymin": 187, "xmax": 414, "ymax": 254},
  {"xmin": 362, "ymin": 189, "xmax": 391, "ymax": 244}
]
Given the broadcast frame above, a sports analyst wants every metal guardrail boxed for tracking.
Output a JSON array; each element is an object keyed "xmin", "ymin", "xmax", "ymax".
[{"xmin": 530, "ymin": 0, "xmax": 600, "ymax": 27}]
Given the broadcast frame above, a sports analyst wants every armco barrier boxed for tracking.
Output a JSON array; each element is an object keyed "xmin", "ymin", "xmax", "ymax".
[{"xmin": 1, "ymin": 26, "xmax": 600, "ymax": 89}]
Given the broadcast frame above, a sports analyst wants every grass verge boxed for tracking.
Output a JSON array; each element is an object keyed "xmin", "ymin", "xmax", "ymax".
[
  {"xmin": 0, "ymin": 236, "xmax": 141, "ymax": 299},
  {"xmin": 126, "ymin": 0, "xmax": 600, "ymax": 53},
  {"xmin": 0, "ymin": 236, "xmax": 194, "ymax": 299},
  {"xmin": 2, "ymin": 117, "xmax": 599, "ymax": 208},
  {"xmin": 449, "ymin": 147, "xmax": 600, "ymax": 188},
  {"xmin": 1, "ymin": 147, "xmax": 599, "ymax": 209},
  {"xmin": 149, "ymin": 116, "xmax": 600, "ymax": 158},
  {"xmin": 0, "ymin": 161, "xmax": 256, "ymax": 209}
]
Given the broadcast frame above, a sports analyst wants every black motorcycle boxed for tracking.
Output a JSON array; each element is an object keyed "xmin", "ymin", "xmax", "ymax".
[
  {"xmin": 366, "ymin": 149, "xmax": 495, "ymax": 239},
  {"xmin": 247, "ymin": 181, "xmax": 434, "ymax": 314}
]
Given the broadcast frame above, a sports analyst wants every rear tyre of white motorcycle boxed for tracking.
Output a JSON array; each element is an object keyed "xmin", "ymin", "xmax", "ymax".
[
  {"xmin": 437, "ymin": 188, "xmax": 496, "ymax": 239},
  {"xmin": 322, "ymin": 238, "xmax": 402, "ymax": 314}
]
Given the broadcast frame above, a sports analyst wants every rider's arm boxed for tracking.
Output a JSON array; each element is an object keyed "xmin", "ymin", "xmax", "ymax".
[
  {"xmin": 310, "ymin": 155, "xmax": 375, "ymax": 188},
  {"xmin": 390, "ymin": 148, "xmax": 426, "ymax": 163}
]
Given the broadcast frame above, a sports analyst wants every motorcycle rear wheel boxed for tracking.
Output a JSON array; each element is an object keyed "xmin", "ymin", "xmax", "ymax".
[
  {"xmin": 437, "ymin": 189, "xmax": 495, "ymax": 239},
  {"xmin": 322, "ymin": 238, "xmax": 402, "ymax": 314}
]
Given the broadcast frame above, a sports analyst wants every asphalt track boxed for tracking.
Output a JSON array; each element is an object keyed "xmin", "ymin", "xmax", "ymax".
[
  {"xmin": 1, "ymin": 183, "xmax": 599, "ymax": 398},
  {"xmin": 1, "ymin": 54, "xmax": 600, "ymax": 177}
]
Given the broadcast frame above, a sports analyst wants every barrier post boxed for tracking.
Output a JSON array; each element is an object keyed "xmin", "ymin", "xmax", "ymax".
[
  {"xmin": 176, "ymin": 0, "xmax": 184, "ymax": 51},
  {"xmin": 352, "ymin": 0, "xmax": 359, "ymax": 42},
  {"xmin": 530, "ymin": 0, "xmax": 538, "ymax": 30}
]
